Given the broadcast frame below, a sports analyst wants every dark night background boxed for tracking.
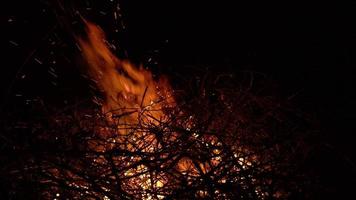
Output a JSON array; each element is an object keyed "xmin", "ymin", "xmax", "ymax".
[{"xmin": 1, "ymin": 0, "xmax": 356, "ymax": 199}]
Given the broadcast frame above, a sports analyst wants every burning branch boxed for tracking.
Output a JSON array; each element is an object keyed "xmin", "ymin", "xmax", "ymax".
[{"xmin": 0, "ymin": 19, "xmax": 315, "ymax": 200}]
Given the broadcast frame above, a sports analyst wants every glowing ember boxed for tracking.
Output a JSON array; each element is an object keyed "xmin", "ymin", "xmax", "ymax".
[
  {"xmin": 77, "ymin": 19, "xmax": 260, "ymax": 199},
  {"xmin": 77, "ymin": 19, "xmax": 177, "ymax": 199}
]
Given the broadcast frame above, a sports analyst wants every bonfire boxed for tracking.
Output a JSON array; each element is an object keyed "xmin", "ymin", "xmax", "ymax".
[{"xmin": 1, "ymin": 16, "xmax": 313, "ymax": 200}]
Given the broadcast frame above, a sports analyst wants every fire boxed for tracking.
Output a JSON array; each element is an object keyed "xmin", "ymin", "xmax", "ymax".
[
  {"xmin": 76, "ymin": 20, "xmax": 258, "ymax": 199},
  {"xmin": 77, "ymin": 20, "xmax": 176, "ymax": 199},
  {"xmin": 77, "ymin": 19, "xmax": 174, "ymax": 135}
]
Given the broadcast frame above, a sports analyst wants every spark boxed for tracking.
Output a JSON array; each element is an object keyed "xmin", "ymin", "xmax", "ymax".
[
  {"xmin": 34, "ymin": 58, "xmax": 43, "ymax": 64},
  {"xmin": 9, "ymin": 40, "xmax": 19, "ymax": 46}
]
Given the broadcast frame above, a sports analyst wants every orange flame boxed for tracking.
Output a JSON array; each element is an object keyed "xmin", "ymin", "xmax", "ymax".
[
  {"xmin": 76, "ymin": 20, "xmax": 258, "ymax": 199},
  {"xmin": 78, "ymin": 20, "xmax": 174, "ymax": 134}
]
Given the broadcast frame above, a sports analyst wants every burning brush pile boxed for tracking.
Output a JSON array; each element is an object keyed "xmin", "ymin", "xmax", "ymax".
[{"xmin": 1, "ymin": 21, "xmax": 314, "ymax": 200}]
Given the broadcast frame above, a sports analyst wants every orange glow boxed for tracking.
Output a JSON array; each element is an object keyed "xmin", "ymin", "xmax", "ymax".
[
  {"xmin": 77, "ymin": 20, "xmax": 258, "ymax": 199},
  {"xmin": 78, "ymin": 19, "xmax": 174, "ymax": 135},
  {"xmin": 77, "ymin": 20, "xmax": 177, "ymax": 199}
]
